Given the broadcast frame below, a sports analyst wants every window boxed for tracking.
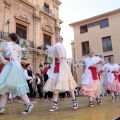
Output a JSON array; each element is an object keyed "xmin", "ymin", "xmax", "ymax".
[
  {"xmin": 104, "ymin": 55, "xmax": 113, "ymax": 63},
  {"xmin": 81, "ymin": 41, "xmax": 90, "ymax": 56},
  {"xmin": 102, "ymin": 36, "xmax": 112, "ymax": 52},
  {"xmin": 87, "ymin": 21, "xmax": 99, "ymax": 28},
  {"xmin": 16, "ymin": 23, "xmax": 27, "ymax": 39},
  {"xmin": 44, "ymin": 3, "xmax": 49, "ymax": 13},
  {"xmin": 87, "ymin": 23, "xmax": 94, "ymax": 28},
  {"xmin": 80, "ymin": 25, "xmax": 88, "ymax": 33},
  {"xmin": 100, "ymin": 18, "xmax": 109, "ymax": 28},
  {"xmin": 44, "ymin": 34, "xmax": 51, "ymax": 45}
]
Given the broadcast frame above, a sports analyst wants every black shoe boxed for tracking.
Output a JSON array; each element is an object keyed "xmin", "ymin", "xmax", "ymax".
[
  {"xmin": 22, "ymin": 104, "xmax": 34, "ymax": 114},
  {"xmin": 73, "ymin": 99, "xmax": 78, "ymax": 109},
  {"xmin": 96, "ymin": 98, "xmax": 102, "ymax": 105},
  {"xmin": 113, "ymin": 117, "xmax": 120, "ymax": 120},
  {"xmin": 89, "ymin": 101, "xmax": 93, "ymax": 107},
  {"xmin": 49, "ymin": 101, "xmax": 58, "ymax": 112}
]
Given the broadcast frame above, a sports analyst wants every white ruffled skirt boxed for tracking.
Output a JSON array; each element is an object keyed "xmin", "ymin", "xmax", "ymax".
[{"xmin": 43, "ymin": 61, "xmax": 77, "ymax": 94}]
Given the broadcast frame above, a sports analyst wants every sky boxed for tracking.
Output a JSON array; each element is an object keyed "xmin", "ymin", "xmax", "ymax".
[{"xmin": 59, "ymin": 0, "xmax": 120, "ymax": 58}]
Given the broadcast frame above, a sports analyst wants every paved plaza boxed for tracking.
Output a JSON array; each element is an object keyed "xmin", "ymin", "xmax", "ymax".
[{"xmin": 1, "ymin": 96, "xmax": 120, "ymax": 120}]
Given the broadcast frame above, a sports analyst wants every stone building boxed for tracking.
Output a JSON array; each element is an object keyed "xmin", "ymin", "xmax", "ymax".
[{"xmin": 0, "ymin": 0, "xmax": 62, "ymax": 73}]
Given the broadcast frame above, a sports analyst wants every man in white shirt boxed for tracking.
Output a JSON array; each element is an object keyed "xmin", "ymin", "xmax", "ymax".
[{"xmin": 24, "ymin": 63, "xmax": 36, "ymax": 103}]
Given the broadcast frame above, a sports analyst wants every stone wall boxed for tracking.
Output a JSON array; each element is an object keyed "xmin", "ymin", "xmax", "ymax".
[{"xmin": 0, "ymin": 0, "xmax": 62, "ymax": 74}]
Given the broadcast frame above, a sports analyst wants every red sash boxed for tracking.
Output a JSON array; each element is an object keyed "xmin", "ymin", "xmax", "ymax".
[
  {"xmin": 37, "ymin": 84, "xmax": 41, "ymax": 86},
  {"xmin": 118, "ymin": 75, "xmax": 120, "ymax": 82},
  {"xmin": 88, "ymin": 66, "xmax": 98, "ymax": 80},
  {"xmin": 98, "ymin": 70, "xmax": 102, "ymax": 80},
  {"xmin": 54, "ymin": 58, "xmax": 60, "ymax": 73},
  {"xmin": 42, "ymin": 67, "xmax": 49, "ymax": 74},
  {"xmin": 0, "ymin": 58, "xmax": 10, "ymax": 73},
  {"xmin": 111, "ymin": 71, "xmax": 118, "ymax": 80}
]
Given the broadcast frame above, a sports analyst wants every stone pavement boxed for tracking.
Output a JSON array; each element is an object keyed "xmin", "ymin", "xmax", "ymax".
[{"xmin": 1, "ymin": 96, "xmax": 120, "ymax": 120}]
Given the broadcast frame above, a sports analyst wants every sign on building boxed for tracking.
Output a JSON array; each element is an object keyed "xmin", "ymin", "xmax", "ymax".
[{"xmin": 19, "ymin": 38, "xmax": 30, "ymax": 59}]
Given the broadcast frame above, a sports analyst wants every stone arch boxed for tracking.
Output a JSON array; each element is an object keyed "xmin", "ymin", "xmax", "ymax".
[
  {"xmin": 14, "ymin": 13, "xmax": 30, "ymax": 23},
  {"xmin": 42, "ymin": 24, "xmax": 53, "ymax": 34}
]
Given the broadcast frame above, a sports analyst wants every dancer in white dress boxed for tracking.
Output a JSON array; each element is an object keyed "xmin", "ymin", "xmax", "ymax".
[
  {"xmin": 0, "ymin": 33, "xmax": 34, "ymax": 114},
  {"xmin": 43, "ymin": 36, "xmax": 78, "ymax": 111},
  {"xmin": 75, "ymin": 49, "xmax": 105, "ymax": 107},
  {"xmin": 103, "ymin": 57, "xmax": 120, "ymax": 101}
]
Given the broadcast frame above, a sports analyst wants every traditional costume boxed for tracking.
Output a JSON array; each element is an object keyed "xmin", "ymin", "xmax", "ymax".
[
  {"xmin": 43, "ymin": 41, "xmax": 78, "ymax": 111},
  {"xmin": 0, "ymin": 41, "xmax": 33, "ymax": 114},
  {"xmin": 79, "ymin": 56, "xmax": 103, "ymax": 106},
  {"xmin": 43, "ymin": 66, "xmax": 53, "ymax": 102},
  {"xmin": 24, "ymin": 65, "xmax": 35, "ymax": 102},
  {"xmin": 33, "ymin": 73, "xmax": 43, "ymax": 99},
  {"xmin": 43, "ymin": 42, "xmax": 77, "ymax": 93},
  {"xmin": 103, "ymin": 63, "xmax": 120, "ymax": 100},
  {"xmin": 0, "ymin": 42, "xmax": 29, "ymax": 95}
]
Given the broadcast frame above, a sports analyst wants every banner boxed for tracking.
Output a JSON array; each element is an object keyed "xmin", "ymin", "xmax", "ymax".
[{"xmin": 19, "ymin": 38, "xmax": 30, "ymax": 59}]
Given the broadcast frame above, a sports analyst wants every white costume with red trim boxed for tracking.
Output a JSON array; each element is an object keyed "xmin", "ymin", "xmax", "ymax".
[
  {"xmin": 103, "ymin": 63, "xmax": 120, "ymax": 92},
  {"xmin": 43, "ymin": 42, "xmax": 77, "ymax": 94},
  {"xmin": 79, "ymin": 56, "xmax": 103, "ymax": 97}
]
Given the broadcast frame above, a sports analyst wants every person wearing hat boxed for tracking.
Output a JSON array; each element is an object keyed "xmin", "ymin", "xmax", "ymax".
[
  {"xmin": 33, "ymin": 73, "xmax": 43, "ymax": 99},
  {"xmin": 24, "ymin": 63, "xmax": 36, "ymax": 103},
  {"xmin": 42, "ymin": 64, "xmax": 53, "ymax": 102}
]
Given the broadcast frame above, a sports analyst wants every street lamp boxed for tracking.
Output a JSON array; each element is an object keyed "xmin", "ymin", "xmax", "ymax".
[{"xmin": 6, "ymin": 19, "xmax": 10, "ymax": 34}]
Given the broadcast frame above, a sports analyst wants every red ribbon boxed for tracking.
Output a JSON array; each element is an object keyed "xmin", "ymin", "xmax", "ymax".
[
  {"xmin": 37, "ymin": 84, "xmax": 41, "ymax": 86},
  {"xmin": 42, "ymin": 67, "xmax": 49, "ymax": 74},
  {"xmin": 88, "ymin": 66, "xmax": 98, "ymax": 80},
  {"xmin": 54, "ymin": 58, "xmax": 60, "ymax": 73},
  {"xmin": 118, "ymin": 75, "xmax": 120, "ymax": 82},
  {"xmin": 111, "ymin": 71, "xmax": 118, "ymax": 80},
  {"xmin": 98, "ymin": 71, "xmax": 102, "ymax": 80}
]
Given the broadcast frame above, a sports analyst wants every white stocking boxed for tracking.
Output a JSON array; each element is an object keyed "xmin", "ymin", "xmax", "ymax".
[
  {"xmin": 111, "ymin": 91, "xmax": 114, "ymax": 97},
  {"xmin": 69, "ymin": 91, "xmax": 76, "ymax": 100},
  {"xmin": 20, "ymin": 94, "xmax": 31, "ymax": 105},
  {"xmin": 97, "ymin": 93, "xmax": 100, "ymax": 98},
  {"xmin": 53, "ymin": 93, "xmax": 58, "ymax": 102},
  {"xmin": 8, "ymin": 93, "xmax": 12, "ymax": 100},
  {"xmin": 0, "ymin": 94, "xmax": 8, "ymax": 108},
  {"xmin": 89, "ymin": 97, "xmax": 93, "ymax": 102}
]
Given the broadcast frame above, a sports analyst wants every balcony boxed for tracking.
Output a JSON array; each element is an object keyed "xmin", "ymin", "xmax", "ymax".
[{"xmin": 43, "ymin": 6, "xmax": 52, "ymax": 15}]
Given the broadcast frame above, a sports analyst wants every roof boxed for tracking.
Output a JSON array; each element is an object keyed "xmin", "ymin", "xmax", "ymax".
[{"xmin": 69, "ymin": 8, "xmax": 120, "ymax": 27}]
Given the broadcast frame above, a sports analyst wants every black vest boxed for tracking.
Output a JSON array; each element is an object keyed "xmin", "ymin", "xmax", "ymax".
[
  {"xmin": 44, "ymin": 73, "xmax": 48, "ymax": 82},
  {"xmin": 36, "ymin": 77, "xmax": 38, "ymax": 84},
  {"xmin": 26, "ymin": 69, "xmax": 33, "ymax": 77}
]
